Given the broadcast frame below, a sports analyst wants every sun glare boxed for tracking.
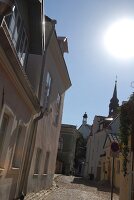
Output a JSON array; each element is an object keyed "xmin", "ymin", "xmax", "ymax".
[{"xmin": 104, "ymin": 18, "xmax": 134, "ymax": 59}]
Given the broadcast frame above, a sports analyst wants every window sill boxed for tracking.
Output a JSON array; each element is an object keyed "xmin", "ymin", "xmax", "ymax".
[
  {"xmin": 0, "ymin": 167, "xmax": 4, "ymax": 174},
  {"xmin": 42, "ymin": 174, "xmax": 47, "ymax": 176},
  {"xmin": 33, "ymin": 174, "xmax": 39, "ymax": 177},
  {"xmin": 11, "ymin": 167, "xmax": 19, "ymax": 170},
  {"xmin": 6, "ymin": 167, "xmax": 20, "ymax": 176}
]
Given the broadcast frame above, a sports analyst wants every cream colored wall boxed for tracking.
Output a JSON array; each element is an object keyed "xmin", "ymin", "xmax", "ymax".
[
  {"xmin": 26, "ymin": 54, "xmax": 43, "ymax": 95},
  {"xmin": 27, "ymin": 94, "xmax": 64, "ymax": 193},
  {"xmin": 94, "ymin": 130, "xmax": 107, "ymax": 179},
  {"xmin": 86, "ymin": 117, "xmax": 108, "ymax": 179},
  {"xmin": 85, "ymin": 116, "xmax": 99, "ymax": 177},
  {"xmin": 0, "ymin": 63, "xmax": 33, "ymax": 200},
  {"xmin": 27, "ymin": 29, "xmax": 70, "ymax": 193}
]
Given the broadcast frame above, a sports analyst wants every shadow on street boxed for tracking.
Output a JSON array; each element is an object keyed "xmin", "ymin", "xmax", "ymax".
[{"xmin": 71, "ymin": 176, "xmax": 119, "ymax": 194}]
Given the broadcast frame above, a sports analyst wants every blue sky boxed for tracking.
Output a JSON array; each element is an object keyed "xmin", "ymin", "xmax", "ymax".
[{"xmin": 45, "ymin": 0, "xmax": 134, "ymax": 126}]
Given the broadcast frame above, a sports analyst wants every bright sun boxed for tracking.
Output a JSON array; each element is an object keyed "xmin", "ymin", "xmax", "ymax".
[{"xmin": 104, "ymin": 18, "xmax": 134, "ymax": 59}]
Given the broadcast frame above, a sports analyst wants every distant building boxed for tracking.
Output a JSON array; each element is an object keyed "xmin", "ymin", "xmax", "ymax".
[
  {"xmin": 74, "ymin": 113, "xmax": 91, "ymax": 176},
  {"xmin": 84, "ymin": 81, "xmax": 120, "ymax": 179},
  {"xmin": 56, "ymin": 124, "xmax": 78, "ymax": 175},
  {"xmin": 84, "ymin": 115, "xmax": 112, "ymax": 179}
]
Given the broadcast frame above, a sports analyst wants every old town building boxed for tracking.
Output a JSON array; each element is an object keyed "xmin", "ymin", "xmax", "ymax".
[
  {"xmin": 84, "ymin": 81, "xmax": 119, "ymax": 180},
  {"xmin": 0, "ymin": 1, "xmax": 71, "ymax": 199},
  {"xmin": 56, "ymin": 124, "xmax": 78, "ymax": 175}
]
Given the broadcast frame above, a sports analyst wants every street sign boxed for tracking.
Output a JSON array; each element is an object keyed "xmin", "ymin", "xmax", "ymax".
[{"xmin": 111, "ymin": 142, "xmax": 119, "ymax": 152}]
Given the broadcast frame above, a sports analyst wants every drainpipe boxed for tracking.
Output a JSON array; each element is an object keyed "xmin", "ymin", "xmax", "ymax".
[{"xmin": 17, "ymin": 108, "xmax": 44, "ymax": 197}]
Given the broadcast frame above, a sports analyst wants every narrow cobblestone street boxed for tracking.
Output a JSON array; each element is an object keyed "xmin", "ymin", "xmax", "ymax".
[{"xmin": 26, "ymin": 175, "xmax": 119, "ymax": 200}]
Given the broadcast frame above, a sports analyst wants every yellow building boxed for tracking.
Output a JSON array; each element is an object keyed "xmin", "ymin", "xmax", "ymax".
[{"xmin": 102, "ymin": 133, "xmax": 120, "ymax": 191}]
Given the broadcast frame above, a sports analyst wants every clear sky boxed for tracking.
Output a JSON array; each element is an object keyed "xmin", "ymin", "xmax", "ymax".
[{"xmin": 45, "ymin": 0, "xmax": 134, "ymax": 127}]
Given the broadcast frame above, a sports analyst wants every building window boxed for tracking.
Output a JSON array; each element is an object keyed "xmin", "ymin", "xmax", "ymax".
[
  {"xmin": 54, "ymin": 112, "xmax": 59, "ymax": 126},
  {"xmin": 34, "ymin": 148, "xmax": 42, "ymax": 174},
  {"xmin": 12, "ymin": 126, "xmax": 25, "ymax": 168},
  {"xmin": 45, "ymin": 72, "xmax": 51, "ymax": 98},
  {"xmin": 5, "ymin": 5, "xmax": 28, "ymax": 69},
  {"xmin": 43, "ymin": 72, "xmax": 52, "ymax": 109},
  {"xmin": 58, "ymin": 137, "xmax": 63, "ymax": 152},
  {"xmin": 0, "ymin": 114, "xmax": 9, "ymax": 159},
  {"xmin": 56, "ymin": 93, "xmax": 61, "ymax": 108},
  {"xmin": 54, "ymin": 93, "xmax": 61, "ymax": 125},
  {"xmin": 44, "ymin": 152, "xmax": 50, "ymax": 174}
]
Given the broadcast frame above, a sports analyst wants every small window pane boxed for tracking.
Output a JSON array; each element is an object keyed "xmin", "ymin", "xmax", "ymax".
[
  {"xmin": 34, "ymin": 148, "xmax": 42, "ymax": 174},
  {"xmin": 6, "ymin": 5, "xmax": 29, "ymax": 70},
  {"xmin": 46, "ymin": 73, "xmax": 51, "ymax": 97},
  {"xmin": 13, "ymin": 16, "xmax": 21, "ymax": 45},
  {"xmin": 20, "ymin": 38, "xmax": 28, "ymax": 67},
  {"xmin": 9, "ymin": 16, "xmax": 15, "ymax": 35}
]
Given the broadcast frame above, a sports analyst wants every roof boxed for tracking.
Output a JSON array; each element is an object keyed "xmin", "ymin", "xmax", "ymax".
[{"xmin": 61, "ymin": 124, "xmax": 77, "ymax": 129}]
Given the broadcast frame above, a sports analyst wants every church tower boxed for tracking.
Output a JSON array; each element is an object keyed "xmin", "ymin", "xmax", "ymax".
[
  {"xmin": 109, "ymin": 80, "xmax": 119, "ymax": 117},
  {"xmin": 82, "ymin": 112, "xmax": 88, "ymax": 124}
]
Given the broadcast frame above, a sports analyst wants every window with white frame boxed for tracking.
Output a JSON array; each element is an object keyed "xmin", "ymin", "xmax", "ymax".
[
  {"xmin": 5, "ymin": 5, "xmax": 28, "ymax": 68},
  {"xmin": 56, "ymin": 93, "xmax": 61, "ymax": 108},
  {"xmin": 34, "ymin": 148, "xmax": 42, "ymax": 174},
  {"xmin": 12, "ymin": 126, "xmax": 25, "ymax": 168},
  {"xmin": 0, "ymin": 114, "xmax": 9, "ymax": 159},
  {"xmin": 43, "ymin": 72, "xmax": 52, "ymax": 109},
  {"xmin": 54, "ymin": 93, "xmax": 61, "ymax": 125}
]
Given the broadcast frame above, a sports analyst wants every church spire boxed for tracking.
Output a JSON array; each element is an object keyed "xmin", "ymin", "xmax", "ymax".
[{"xmin": 109, "ymin": 79, "xmax": 119, "ymax": 117}]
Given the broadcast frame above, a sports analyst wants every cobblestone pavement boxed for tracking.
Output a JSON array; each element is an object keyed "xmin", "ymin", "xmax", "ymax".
[{"xmin": 25, "ymin": 175, "xmax": 119, "ymax": 200}]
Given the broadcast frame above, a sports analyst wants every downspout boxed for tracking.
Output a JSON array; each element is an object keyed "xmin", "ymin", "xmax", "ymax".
[{"xmin": 17, "ymin": 109, "xmax": 44, "ymax": 196}]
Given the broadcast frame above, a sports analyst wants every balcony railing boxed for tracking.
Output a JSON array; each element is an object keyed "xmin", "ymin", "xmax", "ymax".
[{"xmin": 5, "ymin": 3, "xmax": 28, "ymax": 69}]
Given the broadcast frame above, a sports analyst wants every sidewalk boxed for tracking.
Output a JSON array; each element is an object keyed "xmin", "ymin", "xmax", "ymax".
[{"xmin": 25, "ymin": 174, "xmax": 61, "ymax": 200}]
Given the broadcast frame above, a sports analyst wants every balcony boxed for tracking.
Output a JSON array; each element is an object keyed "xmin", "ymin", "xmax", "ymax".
[
  {"xmin": 0, "ymin": 3, "xmax": 40, "ymax": 113},
  {"xmin": 4, "ymin": 4, "xmax": 28, "ymax": 70}
]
